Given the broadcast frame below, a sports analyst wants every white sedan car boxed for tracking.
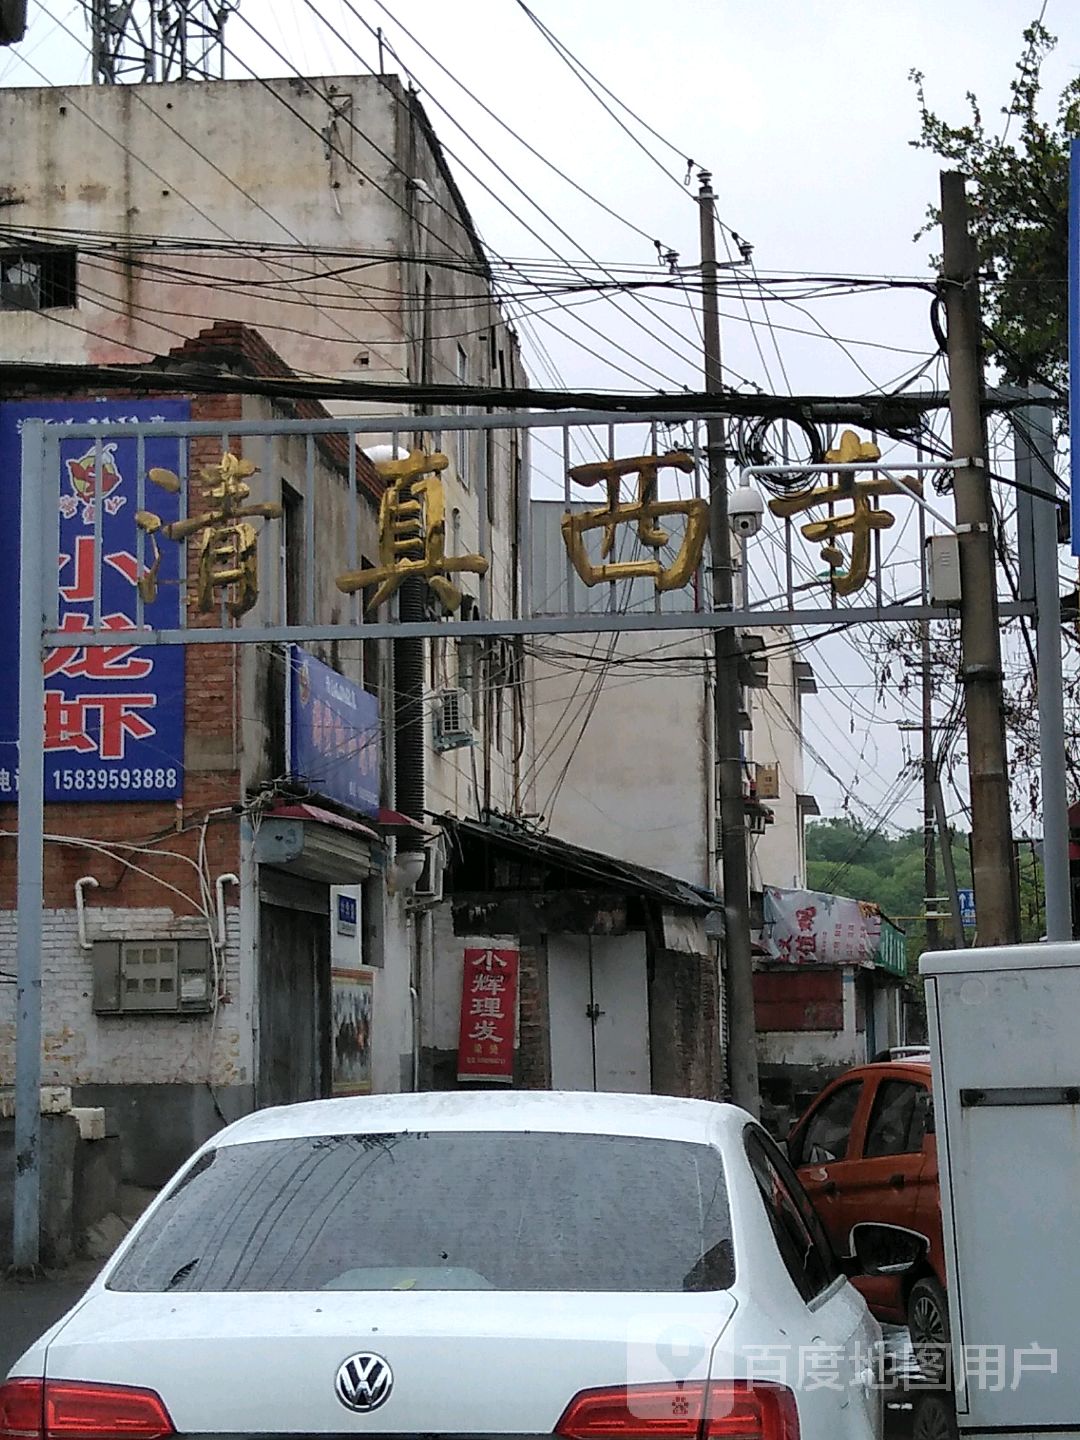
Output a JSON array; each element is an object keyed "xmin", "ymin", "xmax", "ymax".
[{"xmin": 2, "ymin": 1092, "xmax": 882, "ymax": 1440}]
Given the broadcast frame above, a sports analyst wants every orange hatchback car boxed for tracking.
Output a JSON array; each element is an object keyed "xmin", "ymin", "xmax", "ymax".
[{"xmin": 787, "ymin": 1050, "xmax": 949, "ymax": 1368}]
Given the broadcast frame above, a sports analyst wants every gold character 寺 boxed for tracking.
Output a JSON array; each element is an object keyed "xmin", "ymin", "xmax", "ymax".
[
  {"xmin": 336, "ymin": 448, "xmax": 488, "ymax": 611},
  {"xmin": 135, "ymin": 452, "xmax": 283, "ymax": 619},
  {"xmin": 767, "ymin": 429, "xmax": 923, "ymax": 597},
  {"xmin": 561, "ymin": 451, "xmax": 707, "ymax": 592}
]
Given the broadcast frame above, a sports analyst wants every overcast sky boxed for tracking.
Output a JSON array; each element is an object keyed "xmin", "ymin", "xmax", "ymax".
[{"xmin": 4, "ymin": 0, "xmax": 1070, "ymax": 837}]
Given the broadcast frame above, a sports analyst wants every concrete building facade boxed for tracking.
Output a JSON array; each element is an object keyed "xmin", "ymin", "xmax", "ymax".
[{"xmin": 0, "ymin": 69, "xmax": 529, "ymax": 1204}]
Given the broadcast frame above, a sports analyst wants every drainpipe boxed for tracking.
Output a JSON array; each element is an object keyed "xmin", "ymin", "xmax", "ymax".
[
  {"xmin": 215, "ymin": 873, "xmax": 239, "ymax": 949},
  {"xmin": 75, "ymin": 875, "xmax": 99, "ymax": 950},
  {"xmin": 394, "ymin": 583, "xmax": 426, "ymax": 851}
]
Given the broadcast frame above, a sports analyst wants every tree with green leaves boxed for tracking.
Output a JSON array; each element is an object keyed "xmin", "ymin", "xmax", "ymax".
[
  {"xmin": 806, "ymin": 818, "xmax": 1048, "ymax": 977},
  {"xmin": 911, "ymin": 20, "xmax": 1080, "ymax": 390}
]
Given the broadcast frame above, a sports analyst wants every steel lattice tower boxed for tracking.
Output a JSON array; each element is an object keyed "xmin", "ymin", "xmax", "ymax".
[{"xmin": 84, "ymin": 0, "xmax": 234, "ymax": 83}]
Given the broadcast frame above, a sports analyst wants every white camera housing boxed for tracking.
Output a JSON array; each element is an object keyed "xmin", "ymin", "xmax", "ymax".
[{"xmin": 729, "ymin": 486, "xmax": 765, "ymax": 536}]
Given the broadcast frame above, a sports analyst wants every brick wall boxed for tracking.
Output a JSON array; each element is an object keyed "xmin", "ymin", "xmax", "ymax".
[
  {"xmin": 0, "ymin": 904, "xmax": 242, "ymax": 1087},
  {"xmin": 0, "ymin": 389, "xmax": 250, "ymax": 1093},
  {"xmin": 515, "ymin": 938, "xmax": 551, "ymax": 1089},
  {"xmin": 649, "ymin": 949, "xmax": 722, "ymax": 1100}
]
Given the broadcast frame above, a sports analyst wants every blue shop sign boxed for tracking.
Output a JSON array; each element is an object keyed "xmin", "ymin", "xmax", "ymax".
[
  {"xmin": 0, "ymin": 399, "xmax": 188, "ymax": 802},
  {"xmin": 288, "ymin": 645, "xmax": 380, "ymax": 817}
]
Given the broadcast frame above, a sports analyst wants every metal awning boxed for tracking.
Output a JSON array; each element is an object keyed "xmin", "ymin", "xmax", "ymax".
[
  {"xmin": 267, "ymin": 801, "xmax": 379, "ymax": 838},
  {"xmin": 439, "ymin": 814, "xmax": 717, "ymax": 913},
  {"xmin": 257, "ymin": 803, "xmax": 379, "ymax": 884}
]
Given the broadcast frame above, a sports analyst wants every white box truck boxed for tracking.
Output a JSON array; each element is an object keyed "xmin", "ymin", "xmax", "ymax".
[{"xmin": 921, "ymin": 941, "xmax": 1080, "ymax": 1440}]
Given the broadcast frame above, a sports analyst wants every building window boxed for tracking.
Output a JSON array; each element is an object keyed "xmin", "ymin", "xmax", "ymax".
[
  {"xmin": 744, "ymin": 1127, "xmax": 838, "ymax": 1303},
  {"xmin": 281, "ymin": 481, "xmax": 303, "ymax": 626},
  {"xmin": 456, "ymin": 344, "xmax": 470, "ymax": 488},
  {"xmin": 360, "ymin": 555, "xmax": 379, "ymax": 698},
  {"xmin": 0, "ymin": 249, "xmax": 77, "ymax": 310}
]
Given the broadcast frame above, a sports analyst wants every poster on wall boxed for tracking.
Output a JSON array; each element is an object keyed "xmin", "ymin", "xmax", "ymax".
[
  {"xmin": 457, "ymin": 943, "xmax": 519, "ymax": 1084},
  {"xmin": 331, "ymin": 966, "xmax": 373, "ymax": 1095},
  {"xmin": 0, "ymin": 399, "xmax": 189, "ymax": 802}
]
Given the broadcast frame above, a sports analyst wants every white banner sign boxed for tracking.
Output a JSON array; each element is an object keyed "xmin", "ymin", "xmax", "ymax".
[{"xmin": 763, "ymin": 886, "xmax": 881, "ymax": 965}]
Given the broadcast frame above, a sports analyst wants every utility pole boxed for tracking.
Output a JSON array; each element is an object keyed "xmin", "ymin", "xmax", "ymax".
[
  {"xmin": 920, "ymin": 621, "xmax": 940, "ymax": 953},
  {"xmin": 939, "ymin": 171, "xmax": 1019, "ymax": 946},
  {"xmin": 1014, "ymin": 394, "xmax": 1071, "ymax": 940},
  {"xmin": 698, "ymin": 171, "xmax": 760, "ymax": 1117},
  {"xmin": 932, "ymin": 776, "xmax": 968, "ymax": 948}
]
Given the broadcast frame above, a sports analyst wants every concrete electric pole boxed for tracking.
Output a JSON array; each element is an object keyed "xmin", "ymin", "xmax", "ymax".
[
  {"xmin": 1012, "ymin": 394, "xmax": 1071, "ymax": 941},
  {"xmin": 939, "ymin": 171, "xmax": 1019, "ymax": 946},
  {"xmin": 919, "ymin": 620, "xmax": 941, "ymax": 953},
  {"xmin": 698, "ymin": 172, "xmax": 760, "ymax": 1117}
]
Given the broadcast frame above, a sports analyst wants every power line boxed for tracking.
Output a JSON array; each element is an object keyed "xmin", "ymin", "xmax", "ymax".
[
  {"xmin": 226, "ymin": 10, "xmax": 694, "ymax": 394},
  {"xmin": 363, "ymin": 0, "xmax": 671, "ymax": 254},
  {"xmin": 291, "ymin": 0, "xmax": 722, "ymax": 390},
  {"xmin": 513, "ymin": 0, "xmax": 702, "ymax": 204},
  {"xmin": 30, "ymin": 2, "xmax": 425, "ymax": 381}
]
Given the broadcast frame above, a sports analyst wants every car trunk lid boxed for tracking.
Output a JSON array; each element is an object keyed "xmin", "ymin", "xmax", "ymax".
[{"xmin": 42, "ymin": 1288, "xmax": 740, "ymax": 1435}]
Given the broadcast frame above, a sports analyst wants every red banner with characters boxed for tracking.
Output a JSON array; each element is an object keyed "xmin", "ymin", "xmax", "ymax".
[{"xmin": 457, "ymin": 944, "xmax": 519, "ymax": 1083}]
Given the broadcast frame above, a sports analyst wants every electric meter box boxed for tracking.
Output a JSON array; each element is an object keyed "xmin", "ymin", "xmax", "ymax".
[{"xmin": 921, "ymin": 941, "xmax": 1080, "ymax": 1439}]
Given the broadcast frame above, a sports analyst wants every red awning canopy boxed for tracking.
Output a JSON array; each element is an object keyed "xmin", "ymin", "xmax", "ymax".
[
  {"xmin": 376, "ymin": 807, "xmax": 440, "ymax": 837},
  {"xmin": 266, "ymin": 802, "xmax": 379, "ymax": 840}
]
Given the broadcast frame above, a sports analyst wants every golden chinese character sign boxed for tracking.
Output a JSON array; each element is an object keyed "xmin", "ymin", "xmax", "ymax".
[
  {"xmin": 136, "ymin": 452, "xmax": 283, "ymax": 619},
  {"xmin": 336, "ymin": 448, "xmax": 488, "ymax": 612},
  {"xmin": 562, "ymin": 450, "xmax": 707, "ymax": 592},
  {"xmin": 767, "ymin": 429, "xmax": 923, "ymax": 596}
]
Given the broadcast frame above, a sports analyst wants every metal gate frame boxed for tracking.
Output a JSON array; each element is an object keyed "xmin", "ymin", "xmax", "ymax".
[{"xmin": 10, "ymin": 408, "xmax": 1039, "ymax": 1265}]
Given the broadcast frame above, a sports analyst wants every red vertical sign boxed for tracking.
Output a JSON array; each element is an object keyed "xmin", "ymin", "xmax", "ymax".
[{"xmin": 457, "ymin": 945, "xmax": 519, "ymax": 1083}]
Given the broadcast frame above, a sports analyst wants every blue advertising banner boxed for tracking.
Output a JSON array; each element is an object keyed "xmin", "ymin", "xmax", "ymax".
[
  {"xmin": 287, "ymin": 646, "xmax": 380, "ymax": 817},
  {"xmin": 1070, "ymin": 139, "xmax": 1080, "ymax": 553},
  {"xmin": 0, "ymin": 399, "xmax": 189, "ymax": 803}
]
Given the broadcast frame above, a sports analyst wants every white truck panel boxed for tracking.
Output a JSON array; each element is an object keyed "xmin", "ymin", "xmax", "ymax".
[{"xmin": 922, "ymin": 942, "xmax": 1080, "ymax": 1438}]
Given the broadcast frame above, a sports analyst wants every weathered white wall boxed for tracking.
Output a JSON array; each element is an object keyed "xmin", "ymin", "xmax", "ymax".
[
  {"xmin": 368, "ymin": 889, "xmax": 415, "ymax": 1094},
  {"xmin": 527, "ymin": 629, "xmax": 713, "ymax": 887},
  {"xmin": 0, "ymin": 76, "xmax": 526, "ymax": 822},
  {"xmin": 756, "ymin": 967, "xmax": 861, "ymax": 1071},
  {"xmin": 0, "ymin": 904, "xmax": 246, "ymax": 1087},
  {"xmin": 749, "ymin": 627, "xmax": 813, "ymax": 890},
  {"xmin": 0, "ymin": 74, "xmax": 528, "ymax": 1101},
  {"xmin": 0, "ymin": 76, "xmax": 405, "ymax": 378},
  {"xmin": 523, "ymin": 508, "xmax": 818, "ymax": 897}
]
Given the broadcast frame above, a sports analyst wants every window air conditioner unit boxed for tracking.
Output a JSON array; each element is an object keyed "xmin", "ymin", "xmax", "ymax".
[
  {"xmin": 433, "ymin": 687, "xmax": 473, "ymax": 752},
  {"xmin": 411, "ymin": 836, "xmax": 446, "ymax": 905}
]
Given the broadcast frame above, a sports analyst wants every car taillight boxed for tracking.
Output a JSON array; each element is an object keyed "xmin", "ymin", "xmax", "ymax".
[
  {"xmin": 0, "ymin": 1381, "xmax": 174, "ymax": 1440},
  {"xmin": 556, "ymin": 1381, "xmax": 798, "ymax": 1440},
  {"xmin": 0, "ymin": 1380, "xmax": 43, "ymax": 1440},
  {"xmin": 703, "ymin": 1384, "xmax": 798, "ymax": 1440}
]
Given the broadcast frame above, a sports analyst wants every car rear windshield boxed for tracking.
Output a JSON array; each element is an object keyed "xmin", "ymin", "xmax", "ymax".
[{"xmin": 108, "ymin": 1130, "xmax": 734, "ymax": 1294}]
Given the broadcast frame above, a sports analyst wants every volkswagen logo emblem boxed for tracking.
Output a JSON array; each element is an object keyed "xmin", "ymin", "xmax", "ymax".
[{"xmin": 335, "ymin": 1352, "xmax": 394, "ymax": 1413}]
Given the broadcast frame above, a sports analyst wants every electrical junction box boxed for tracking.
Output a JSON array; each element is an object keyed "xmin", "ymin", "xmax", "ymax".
[
  {"xmin": 93, "ymin": 939, "xmax": 212, "ymax": 1015},
  {"xmin": 756, "ymin": 763, "xmax": 781, "ymax": 801},
  {"xmin": 926, "ymin": 533, "xmax": 962, "ymax": 605},
  {"xmin": 921, "ymin": 942, "xmax": 1080, "ymax": 1437}
]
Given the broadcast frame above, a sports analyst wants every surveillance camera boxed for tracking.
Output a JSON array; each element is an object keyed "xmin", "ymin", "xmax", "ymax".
[{"xmin": 729, "ymin": 486, "xmax": 765, "ymax": 536}]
